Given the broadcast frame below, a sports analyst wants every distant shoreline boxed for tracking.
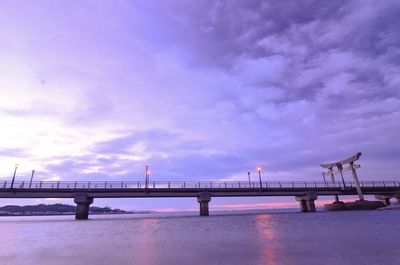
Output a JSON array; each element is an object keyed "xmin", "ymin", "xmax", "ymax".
[
  {"xmin": 0, "ymin": 212, "xmax": 131, "ymax": 217},
  {"xmin": 0, "ymin": 203, "xmax": 154, "ymax": 216}
]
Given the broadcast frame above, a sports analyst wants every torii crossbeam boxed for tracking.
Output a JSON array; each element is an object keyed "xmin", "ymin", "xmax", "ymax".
[{"xmin": 321, "ymin": 152, "xmax": 364, "ymax": 201}]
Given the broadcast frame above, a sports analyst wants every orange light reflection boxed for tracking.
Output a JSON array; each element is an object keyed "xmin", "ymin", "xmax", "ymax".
[{"xmin": 255, "ymin": 214, "xmax": 278, "ymax": 265}]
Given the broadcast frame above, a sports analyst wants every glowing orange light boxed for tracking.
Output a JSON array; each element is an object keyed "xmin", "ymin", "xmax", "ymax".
[{"xmin": 257, "ymin": 167, "xmax": 261, "ymax": 172}]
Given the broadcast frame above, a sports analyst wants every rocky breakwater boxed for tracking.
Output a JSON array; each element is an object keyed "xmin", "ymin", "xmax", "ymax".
[{"xmin": 324, "ymin": 200, "xmax": 385, "ymax": 211}]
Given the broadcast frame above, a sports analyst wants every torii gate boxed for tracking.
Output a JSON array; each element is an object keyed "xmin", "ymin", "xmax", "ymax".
[{"xmin": 320, "ymin": 152, "xmax": 364, "ymax": 202}]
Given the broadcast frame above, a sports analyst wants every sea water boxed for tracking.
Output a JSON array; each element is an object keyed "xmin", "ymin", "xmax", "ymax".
[{"xmin": 0, "ymin": 210, "xmax": 399, "ymax": 265}]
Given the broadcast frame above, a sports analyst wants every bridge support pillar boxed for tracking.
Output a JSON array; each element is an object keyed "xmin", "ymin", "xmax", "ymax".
[
  {"xmin": 197, "ymin": 192, "xmax": 211, "ymax": 216},
  {"xmin": 296, "ymin": 193, "xmax": 317, "ymax": 212},
  {"xmin": 299, "ymin": 200, "xmax": 308, "ymax": 212},
  {"xmin": 74, "ymin": 194, "xmax": 93, "ymax": 220},
  {"xmin": 306, "ymin": 199, "xmax": 316, "ymax": 212}
]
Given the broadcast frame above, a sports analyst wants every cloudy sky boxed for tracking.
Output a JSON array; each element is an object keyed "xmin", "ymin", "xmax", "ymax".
[{"xmin": 0, "ymin": 0, "xmax": 399, "ymax": 210}]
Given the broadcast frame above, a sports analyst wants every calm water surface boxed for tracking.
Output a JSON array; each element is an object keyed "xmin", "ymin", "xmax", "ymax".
[{"xmin": 0, "ymin": 210, "xmax": 399, "ymax": 265}]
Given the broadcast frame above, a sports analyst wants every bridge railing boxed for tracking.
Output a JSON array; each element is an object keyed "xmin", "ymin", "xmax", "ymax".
[{"xmin": 0, "ymin": 180, "xmax": 399, "ymax": 190}]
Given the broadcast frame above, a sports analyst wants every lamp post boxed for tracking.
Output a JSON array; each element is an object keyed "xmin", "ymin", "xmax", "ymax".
[
  {"xmin": 145, "ymin": 166, "xmax": 150, "ymax": 188},
  {"xmin": 29, "ymin": 170, "xmax": 35, "ymax": 188},
  {"xmin": 247, "ymin": 171, "xmax": 251, "ymax": 187},
  {"xmin": 10, "ymin": 164, "xmax": 19, "ymax": 189},
  {"xmin": 257, "ymin": 167, "xmax": 263, "ymax": 189}
]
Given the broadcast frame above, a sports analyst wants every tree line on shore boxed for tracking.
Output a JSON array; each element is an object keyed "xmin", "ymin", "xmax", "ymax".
[{"xmin": 0, "ymin": 203, "xmax": 126, "ymax": 215}]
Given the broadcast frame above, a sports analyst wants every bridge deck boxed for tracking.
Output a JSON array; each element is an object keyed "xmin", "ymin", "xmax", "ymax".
[{"xmin": 1, "ymin": 180, "xmax": 399, "ymax": 198}]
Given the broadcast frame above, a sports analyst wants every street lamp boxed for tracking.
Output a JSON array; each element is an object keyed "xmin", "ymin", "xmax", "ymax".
[
  {"xmin": 145, "ymin": 166, "xmax": 150, "ymax": 188},
  {"xmin": 10, "ymin": 164, "xmax": 19, "ymax": 189},
  {"xmin": 247, "ymin": 171, "xmax": 251, "ymax": 187},
  {"xmin": 257, "ymin": 167, "xmax": 263, "ymax": 189}
]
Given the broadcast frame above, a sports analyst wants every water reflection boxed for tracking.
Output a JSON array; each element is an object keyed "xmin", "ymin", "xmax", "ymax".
[
  {"xmin": 1, "ymin": 211, "xmax": 399, "ymax": 265},
  {"xmin": 255, "ymin": 214, "xmax": 278, "ymax": 265},
  {"xmin": 130, "ymin": 218, "xmax": 161, "ymax": 265}
]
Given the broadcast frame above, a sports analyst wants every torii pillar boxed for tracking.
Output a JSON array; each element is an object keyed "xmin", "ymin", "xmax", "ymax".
[
  {"xmin": 328, "ymin": 167, "xmax": 340, "ymax": 203},
  {"xmin": 350, "ymin": 161, "xmax": 364, "ymax": 201}
]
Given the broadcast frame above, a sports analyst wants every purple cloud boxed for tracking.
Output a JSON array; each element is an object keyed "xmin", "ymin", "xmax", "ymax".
[{"xmin": 0, "ymin": 0, "xmax": 399, "ymax": 209}]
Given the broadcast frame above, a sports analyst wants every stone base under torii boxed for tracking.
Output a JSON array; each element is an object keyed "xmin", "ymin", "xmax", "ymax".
[{"xmin": 324, "ymin": 200, "xmax": 385, "ymax": 211}]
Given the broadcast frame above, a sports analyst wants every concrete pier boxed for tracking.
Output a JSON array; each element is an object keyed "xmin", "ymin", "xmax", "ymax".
[
  {"xmin": 74, "ymin": 194, "xmax": 93, "ymax": 220},
  {"xmin": 299, "ymin": 200, "xmax": 308, "ymax": 212},
  {"xmin": 197, "ymin": 192, "xmax": 211, "ymax": 216},
  {"xmin": 295, "ymin": 193, "xmax": 317, "ymax": 212}
]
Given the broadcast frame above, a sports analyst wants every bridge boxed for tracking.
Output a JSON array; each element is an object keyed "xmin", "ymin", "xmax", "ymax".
[{"xmin": 1, "ymin": 179, "xmax": 400, "ymax": 219}]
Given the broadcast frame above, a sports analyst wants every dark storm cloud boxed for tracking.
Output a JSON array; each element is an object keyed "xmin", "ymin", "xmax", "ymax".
[
  {"xmin": 151, "ymin": 0, "xmax": 400, "ymax": 178},
  {"xmin": 150, "ymin": 0, "xmax": 348, "ymax": 67}
]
